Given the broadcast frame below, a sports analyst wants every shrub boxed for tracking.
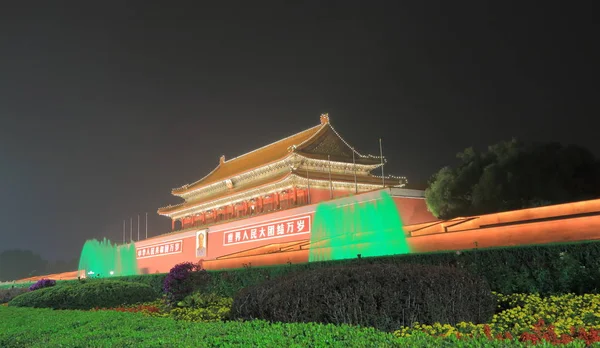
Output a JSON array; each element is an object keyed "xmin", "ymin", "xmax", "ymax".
[
  {"xmin": 8, "ymin": 280, "xmax": 157, "ymax": 310},
  {"xmin": 231, "ymin": 263, "xmax": 495, "ymax": 331},
  {"xmin": 395, "ymin": 293, "xmax": 600, "ymax": 342},
  {"xmin": 29, "ymin": 278, "xmax": 56, "ymax": 291},
  {"xmin": 163, "ymin": 262, "xmax": 210, "ymax": 306},
  {"xmin": 36, "ymin": 241, "xmax": 600, "ymax": 297},
  {"xmin": 110, "ymin": 274, "xmax": 166, "ymax": 296},
  {"xmin": 396, "ymin": 319, "xmax": 600, "ymax": 346},
  {"xmin": 171, "ymin": 292, "xmax": 233, "ymax": 322},
  {"xmin": 0, "ymin": 288, "xmax": 29, "ymax": 304}
]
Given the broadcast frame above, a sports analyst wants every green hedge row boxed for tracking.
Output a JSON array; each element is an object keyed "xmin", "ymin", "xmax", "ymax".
[
  {"xmin": 0, "ymin": 306, "xmax": 586, "ymax": 347},
  {"xmin": 231, "ymin": 263, "xmax": 495, "ymax": 330},
  {"xmin": 8, "ymin": 280, "xmax": 157, "ymax": 310},
  {"xmin": 115, "ymin": 240, "xmax": 600, "ymax": 296},
  {"xmin": 0, "ymin": 279, "xmax": 74, "ymax": 290},
  {"xmin": 8, "ymin": 240, "xmax": 600, "ymax": 297}
]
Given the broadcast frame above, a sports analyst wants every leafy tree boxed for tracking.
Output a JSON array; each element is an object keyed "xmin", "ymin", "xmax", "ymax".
[
  {"xmin": 0, "ymin": 250, "xmax": 47, "ymax": 282},
  {"xmin": 425, "ymin": 139, "xmax": 600, "ymax": 219}
]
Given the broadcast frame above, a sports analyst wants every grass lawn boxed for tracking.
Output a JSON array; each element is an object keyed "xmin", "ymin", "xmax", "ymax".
[{"xmin": 0, "ymin": 306, "xmax": 593, "ymax": 348}]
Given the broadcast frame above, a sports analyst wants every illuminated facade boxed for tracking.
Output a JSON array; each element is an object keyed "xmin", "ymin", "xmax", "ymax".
[
  {"xmin": 16, "ymin": 114, "xmax": 600, "ymax": 282},
  {"xmin": 158, "ymin": 114, "xmax": 407, "ymax": 232},
  {"xmin": 129, "ymin": 114, "xmax": 435, "ymax": 273}
]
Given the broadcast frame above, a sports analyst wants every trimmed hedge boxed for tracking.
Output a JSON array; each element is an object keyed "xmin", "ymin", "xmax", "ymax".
[
  {"xmin": 231, "ymin": 264, "xmax": 495, "ymax": 331},
  {"xmin": 112, "ymin": 240, "xmax": 600, "ymax": 297},
  {"xmin": 8, "ymin": 240, "xmax": 600, "ymax": 297},
  {"xmin": 8, "ymin": 280, "xmax": 157, "ymax": 310}
]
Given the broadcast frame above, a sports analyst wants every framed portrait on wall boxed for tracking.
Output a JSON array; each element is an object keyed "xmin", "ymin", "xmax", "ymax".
[{"xmin": 196, "ymin": 230, "xmax": 207, "ymax": 257}]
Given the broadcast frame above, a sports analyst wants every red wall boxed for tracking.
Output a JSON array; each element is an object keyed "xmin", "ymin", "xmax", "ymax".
[
  {"xmin": 407, "ymin": 215, "xmax": 600, "ymax": 254},
  {"xmin": 136, "ymin": 205, "xmax": 318, "ymax": 274},
  {"xmin": 308, "ymin": 188, "xmax": 351, "ymax": 204},
  {"xmin": 136, "ymin": 193, "xmax": 600, "ymax": 275},
  {"xmin": 27, "ymin": 195, "xmax": 600, "ymax": 281},
  {"xmin": 135, "ymin": 189, "xmax": 409, "ymax": 274},
  {"xmin": 393, "ymin": 197, "xmax": 437, "ymax": 225}
]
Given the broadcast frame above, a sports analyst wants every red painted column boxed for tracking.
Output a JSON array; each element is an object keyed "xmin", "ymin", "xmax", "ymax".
[{"xmin": 171, "ymin": 219, "xmax": 175, "ymax": 231}]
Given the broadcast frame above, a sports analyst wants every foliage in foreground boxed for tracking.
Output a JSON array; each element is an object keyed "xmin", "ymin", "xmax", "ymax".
[
  {"xmin": 0, "ymin": 306, "xmax": 592, "ymax": 348},
  {"xmin": 0, "ymin": 288, "xmax": 29, "ymax": 304},
  {"xmin": 395, "ymin": 293, "xmax": 600, "ymax": 345},
  {"xmin": 170, "ymin": 291, "xmax": 233, "ymax": 322},
  {"xmin": 8, "ymin": 280, "xmax": 157, "ymax": 310},
  {"xmin": 112, "ymin": 241, "xmax": 600, "ymax": 297},
  {"xmin": 231, "ymin": 263, "xmax": 495, "ymax": 331},
  {"xmin": 6, "ymin": 240, "xmax": 600, "ymax": 300},
  {"xmin": 28, "ymin": 278, "xmax": 56, "ymax": 291},
  {"xmin": 93, "ymin": 293, "xmax": 233, "ymax": 323},
  {"xmin": 163, "ymin": 262, "xmax": 210, "ymax": 307}
]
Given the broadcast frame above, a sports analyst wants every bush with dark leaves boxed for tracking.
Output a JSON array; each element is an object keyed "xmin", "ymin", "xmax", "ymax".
[
  {"xmin": 0, "ymin": 288, "xmax": 29, "ymax": 304},
  {"xmin": 231, "ymin": 263, "xmax": 495, "ymax": 332},
  {"xmin": 163, "ymin": 262, "xmax": 210, "ymax": 306},
  {"xmin": 29, "ymin": 279, "xmax": 56, "ymax": 291}
]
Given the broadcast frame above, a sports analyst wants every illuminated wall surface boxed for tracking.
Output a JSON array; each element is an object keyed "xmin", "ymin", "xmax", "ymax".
[
  {"xmin": 78, "ymin": 238, "xmax": 139, "ymax": 277},
  {"xmin": 309, "ymin": 191, "xmax": 410, "ymax": 262}
]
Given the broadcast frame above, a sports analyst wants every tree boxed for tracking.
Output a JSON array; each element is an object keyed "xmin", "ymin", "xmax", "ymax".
[
  {"xmin": 0, "ymin": 249, "xmax": 48, "ymax": 282},
  {"xmin": 425, "ymin": 139, "xmax": 600, "ymax": 219}
]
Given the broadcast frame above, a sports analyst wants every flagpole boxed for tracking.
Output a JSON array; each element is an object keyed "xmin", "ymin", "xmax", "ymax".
[
  {"xmin": 379, "ymin": 138, "xmax": 385, "ymax": 188},
  {"xmin": 123, "ymin": 220, "xmax": 125, "ymax": 245},
  {"xmin": 328, "ymin": 155, "xmax": 333, "ymax": 199},
  {"xmin": 352, "ymin": 147, "xmax": 358, "ymax": 194},
  {"xmin": 137, "ymin": 214, "xmax": 140, "ymax": 241},
  {"xmin": 130, "ymin": 217, "xmax": 132, "ymax": 242},
  {"xmin": 306, "ymin": 165, "xmax": 311, "ymax": 204},
  {"xmin": 145, "ymin": 212, "xmax": 148, "ymax": 239}
]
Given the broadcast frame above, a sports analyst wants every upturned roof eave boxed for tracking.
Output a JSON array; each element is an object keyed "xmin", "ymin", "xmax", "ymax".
[
  {"xmin": 159, "ymin": 171, "xmax": 295, "ymax": 216},
  {"xmin": 170, "ymin": 123, "xmax": 327, "ymax": 196}
]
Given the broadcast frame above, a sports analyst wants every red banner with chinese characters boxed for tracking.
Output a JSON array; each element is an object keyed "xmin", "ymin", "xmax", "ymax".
[
  {"xmin": 222, "ymin": 214, "xmax": 311, "ymax": 246},
  {"xmin": 137, "ymin": 240, "xmax": 183, "ymax": 259}
]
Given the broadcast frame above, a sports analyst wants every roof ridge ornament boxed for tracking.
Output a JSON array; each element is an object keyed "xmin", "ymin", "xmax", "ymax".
[
  {"xmin": 219, "ymin": 155, "xmax": 226, "ymax": 165},
  {"xmin": 320, "ymin": 113, "xmax": 330, "ymax": 125}
]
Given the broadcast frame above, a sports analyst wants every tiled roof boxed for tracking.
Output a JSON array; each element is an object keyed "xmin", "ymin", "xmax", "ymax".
[
  {"xmin": 160, "ymin": 171, "xmax": 294, "ymax": 214},
  {"xmin": 171, "ymin": 115, "xmax": 387, "ymax": 196},
  {"xmin": 160, "ymin": 170, "xmax": 404, "ymax": 216},
  {"xmin": 172, "ymin": 123, "xmax": 326, "ymax": 195}
]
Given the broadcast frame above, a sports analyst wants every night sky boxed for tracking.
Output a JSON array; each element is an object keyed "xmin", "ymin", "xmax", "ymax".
[{"xmin": 0, "ymin": 2, "xmax": 597, "ymax": 262}]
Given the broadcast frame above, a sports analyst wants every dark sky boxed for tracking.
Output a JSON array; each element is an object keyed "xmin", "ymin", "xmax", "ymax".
[{"xmin": 0, "ymin": 1, "xmax": 597, "ymax": 262}]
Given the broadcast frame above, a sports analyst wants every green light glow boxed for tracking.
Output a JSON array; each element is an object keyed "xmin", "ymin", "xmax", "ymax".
[
  {"xmin": 78, "ymin": 238, "xmax": 138, "ymax": 278},
  {"xmin": 309, "ymin": 191, "xmax": 410, "ymax": 262}
]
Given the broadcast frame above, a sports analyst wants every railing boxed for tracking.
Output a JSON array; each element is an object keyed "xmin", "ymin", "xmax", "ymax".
[{"xmin": 172, "ymin": 200, "xmax": 309, "ymax": 233}]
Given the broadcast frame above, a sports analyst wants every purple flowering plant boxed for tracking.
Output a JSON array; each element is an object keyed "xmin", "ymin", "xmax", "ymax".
[
  {"xmin": 163, "ymin": 262, "xmax": 206, "ymax": 306},
  {"xmin": 29, "ymin": 278, "xmax": 56, "ymax": 291}
]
